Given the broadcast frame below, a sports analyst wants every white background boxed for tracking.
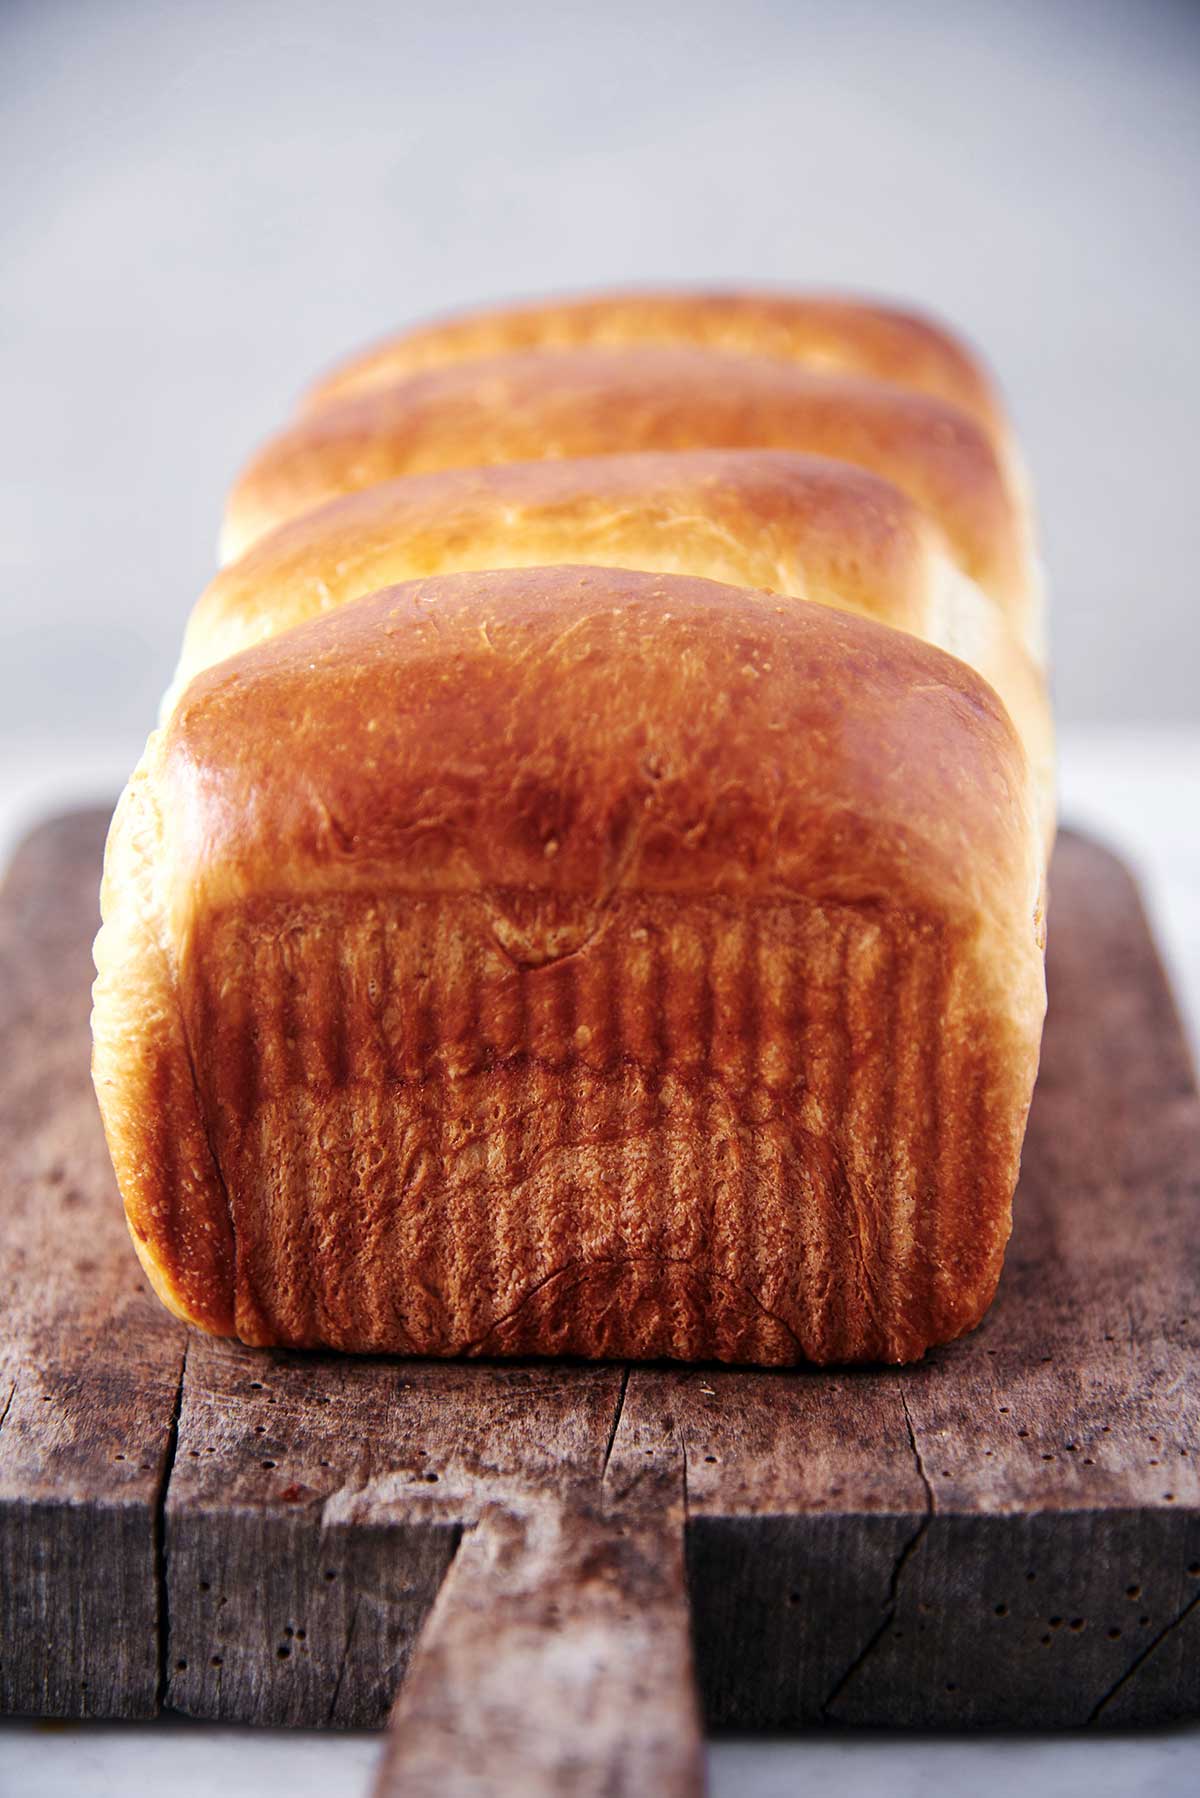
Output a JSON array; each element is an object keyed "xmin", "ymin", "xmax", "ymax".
[
  {"xmin": 2, "ymin": 0, "xmax": 1199, "ymax": 757},
  {"xmin": 2, "ymin": 0, "xmax": 1198, "ymax": 1792}
]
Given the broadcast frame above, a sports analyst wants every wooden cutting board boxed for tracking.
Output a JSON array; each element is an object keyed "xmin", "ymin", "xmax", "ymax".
[{"xmin": 1, "ymin": 810, "xmax": 1198, "ymax": 1795}]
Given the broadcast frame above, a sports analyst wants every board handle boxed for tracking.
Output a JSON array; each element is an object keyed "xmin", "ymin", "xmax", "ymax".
[{"xmin": 373, "ymin": 1393, "xmax": 706, "ymax": 1796}]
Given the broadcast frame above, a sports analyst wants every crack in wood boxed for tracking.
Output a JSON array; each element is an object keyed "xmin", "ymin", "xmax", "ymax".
[
  {"xmin": 675, "ymin": 1417, "xmax": 690, "ymax": 1523},
  {"xmin": 0, "ymin": 1379, "xmax": 16, "ymax": 1439},
  {"xmin": 374, "ymin": 1488, "xmax": 703, "ymax": 1794},
  {"xmin": 154, "ymin": 1338, "xmax": 189, "ymax": 1710},
  {"xmin": 1087, "ymin": 1585, "xmax": 1200, "ymax": 1723},
  {"xmin": 600, "ymin": 1366, "xmax": 631, "ymax": 1480},
  {"xmin": 326, "ymin": 1593, "xmax": 362, "ymax": 1726},
  {"xmin": 317, "ymin": 1447, "xmax": 372, "ymax": 1530},
  {"xmin": 900, "ymin": 1391, "xmax": 936, "ymax": 1524},
  {"xmin": 819, "ymin": 1388, "xmax": 934, "ymax": 1720}
]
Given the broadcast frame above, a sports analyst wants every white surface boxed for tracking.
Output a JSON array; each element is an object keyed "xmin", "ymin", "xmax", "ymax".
[
  {"xmin": 0, "ymin": 1721, "xmax": 380, "ymax": 1798},
  {"xmin": 0, "ymin": 728, "xmax": 1197, "ymax": 1792},
  {"xmin": 1, "ymin": 1715, "xmax": 1199, "ymax": 1798},
  {"xmin": 2, "ymin": 0, "xmax": 1200, "ymax": 734}
]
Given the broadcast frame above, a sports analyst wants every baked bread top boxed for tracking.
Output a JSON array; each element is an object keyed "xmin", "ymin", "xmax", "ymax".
[
  {"xmin": 221, "ymin": 347, "xmax": 1039, "ymax": 654},
  {"xmin": 174, "ymin": 451, "xmax": 1053, "ymax": 847},
  {"xmin": 160, "ymin": 565, "xmax": 1044, "ymax": 986},
  {"xmin": 307, "ymin": 288, "xmax": 1005, "ymax": 446},
  {"xmin": 189, "ymin": 450, "xmax": 946, "ymax": 677}
]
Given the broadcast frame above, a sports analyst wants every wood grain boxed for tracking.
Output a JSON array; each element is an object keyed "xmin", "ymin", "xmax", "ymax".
[
  {"xmin": 164, "ymin": 1338, "xmax": 623, "ymax": 1728},
  {"xmin": 375, "ymin": 1377, "xmax": 702, "ymax": 1796},
  {"xmin": 0, "ymin": 813, "xmax": 186, "ymax": 1718},
  {"xmin": 0, "ymin": 809, "xmax": 1197, "ymax": 1762},
  {"xmin": 680, "ymin": 837, "xmax": 1200, "ymax": 1727}
]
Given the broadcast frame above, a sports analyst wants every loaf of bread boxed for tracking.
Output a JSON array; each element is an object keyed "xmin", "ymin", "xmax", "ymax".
[
  {"xmin": 221, "ymin": 347, "xmax": 1042, "ymax": 657},
  {"xmin": 93, "ymin": 286, "xmax": 1052, "ymax": 1366},
  {"xmin": 93, "ymin": 566, "xmax": 1045, "ymax": 1361},
  {"xmin": 306, "ymin": 288, "xmax": 1006, "ymax": 443},
  {"xmin": 174, "ymin": 450, "xmax": 1053, "ymax": 847}
]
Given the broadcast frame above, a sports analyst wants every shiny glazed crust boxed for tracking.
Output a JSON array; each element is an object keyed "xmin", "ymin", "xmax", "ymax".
[
  {"xmin": 221, "ymin": 347, "xmax": 1040, "ymax": 652},
  {"xmin": 307, "ymin": 288, "xmax": 1006, "ymax": 444},
  {"xmin": 177, "ymin": 451, "xmax": 1053, "ymax": 845},
  {"xmin": 93, "ymin": 567, "xmax": 1046, "ymax": 1365}
]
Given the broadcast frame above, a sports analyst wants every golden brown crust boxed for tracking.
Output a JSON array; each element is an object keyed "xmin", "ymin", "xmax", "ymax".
[
  {"xmin": 221, "ymin": 348, "xmax": 1036, "ymax": 648},
  {"xmin": 97, "ymin": 567, "xmax": 1046, "ymax": 1364},
  {"xmin": 180, "ymin": 450, "xmax": 1054, "ymax": 846},
  {"xmin": 307, "ymin": 287, "xmax": 1005, "ymax": 444},
  {"xmin": 185, "ymin": 451, "xmax": 938, "ymax": 685},
  {"xmin": 91, "ymin": 766, "xmax": 236, "ymax": 1334}
]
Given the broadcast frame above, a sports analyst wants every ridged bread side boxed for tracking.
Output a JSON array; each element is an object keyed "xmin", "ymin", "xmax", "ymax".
[{"xmin": 174, "ymin": 887, "xmax": 1034, "ymax": 1364}]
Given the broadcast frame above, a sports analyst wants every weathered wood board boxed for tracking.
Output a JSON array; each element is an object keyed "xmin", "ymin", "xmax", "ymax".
[{"xmin": 1, "ymin": 811, "xmax": 1198, "ymax": 1784}]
